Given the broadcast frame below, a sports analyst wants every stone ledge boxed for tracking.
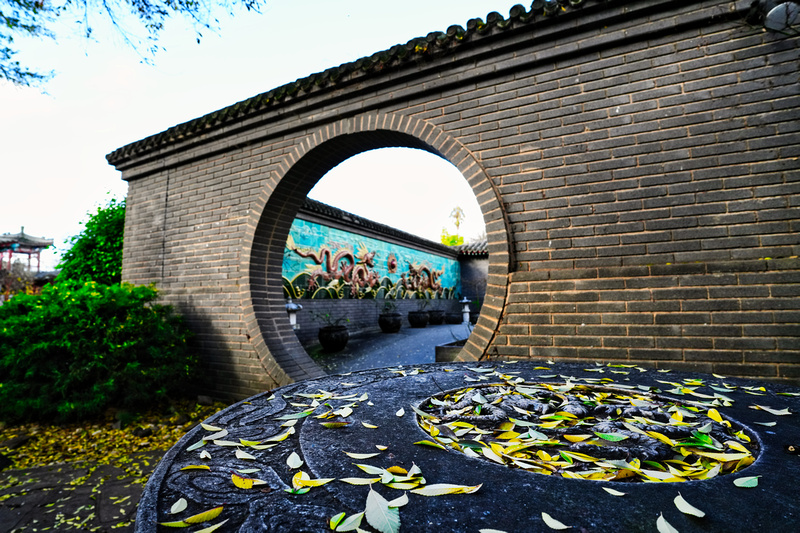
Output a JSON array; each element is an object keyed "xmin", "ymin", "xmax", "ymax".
[{"xmin": 137, "ymin": 361, "xmax": 800, "ymax": 532}]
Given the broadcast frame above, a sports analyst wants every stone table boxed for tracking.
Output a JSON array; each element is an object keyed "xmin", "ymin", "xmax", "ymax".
[{"xmin": 136, "ymin": 362, "xmax": 800, "ymax": 532}]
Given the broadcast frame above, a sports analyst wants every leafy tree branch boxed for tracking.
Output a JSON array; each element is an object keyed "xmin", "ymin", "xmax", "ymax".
[{"xmin": 0, "ymin": 0, "xmax": 263, "ymax": 86}]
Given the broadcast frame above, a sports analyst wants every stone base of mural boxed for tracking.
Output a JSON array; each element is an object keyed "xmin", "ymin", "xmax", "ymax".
[
  {"xmin": 377, "ymin": 313, "xmax": 402, "ymax": 334},
  {"xmin": 318, "ymin": 325, "xmax": 349, "ymax": 353},
  {"xmin": 445, "ymin": 312, "xmax": 462, "ymax": 325}
]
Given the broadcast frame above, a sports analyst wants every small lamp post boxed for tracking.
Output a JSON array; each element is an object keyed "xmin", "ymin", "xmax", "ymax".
[
  {"xmin": 460, "ymin": 297, "xmax": 471, "ymax": 325},
  {"xmin": 286, "ymin": 298, "xmax": 303, "ymax": 330}
]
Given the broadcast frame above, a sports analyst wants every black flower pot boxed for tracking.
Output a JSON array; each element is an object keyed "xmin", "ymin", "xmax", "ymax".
[
  {"xmin": 318, "ymin": 325, "xmax": 349, "ymax": 353},
  {"xmin": 378, "ymin": 313, "xmax": 402, "ymax": 333},
  {"xmin": 407, "ymin": 310, "xmax": 429, "ymax": 328},
  {"xmin": 427, "ymin": 310, "xmax": 445, "ymax": 325}
]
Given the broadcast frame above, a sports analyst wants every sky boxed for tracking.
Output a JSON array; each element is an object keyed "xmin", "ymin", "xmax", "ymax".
[{"xmin": 1, "ymin": 0, "xmax": 524, "ymax": 270}]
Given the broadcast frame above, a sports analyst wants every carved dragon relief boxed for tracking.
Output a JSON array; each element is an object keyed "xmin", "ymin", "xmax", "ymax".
[{"xmin": 284, "ymin": 235, "xmax": 451, "ymax": 300}]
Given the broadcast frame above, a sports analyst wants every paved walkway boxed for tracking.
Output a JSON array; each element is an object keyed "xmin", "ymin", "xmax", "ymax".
[
  {"xmin": 0, "ymin": 453, "xmax": 163, "ymax": 533},
  {"xmin": 311, "ymin": 322, "xmax": 471, "ymax": 374}
]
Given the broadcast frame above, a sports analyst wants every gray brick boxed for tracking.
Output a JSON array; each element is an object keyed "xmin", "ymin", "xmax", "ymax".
[{"xmin": 117, "ymin": 1, "xmax": 800, "ymax": 396}]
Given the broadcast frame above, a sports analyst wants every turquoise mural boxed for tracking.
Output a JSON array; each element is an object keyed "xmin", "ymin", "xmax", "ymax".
[{"xmin": 282, "ymin": 218, "xmax": 460, "ymax": 300}]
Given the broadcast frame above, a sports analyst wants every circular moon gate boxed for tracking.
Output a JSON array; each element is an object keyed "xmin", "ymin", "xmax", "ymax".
[{"xmin": 416, "ymin": 382, "xmax": 758, "ymax": 483}]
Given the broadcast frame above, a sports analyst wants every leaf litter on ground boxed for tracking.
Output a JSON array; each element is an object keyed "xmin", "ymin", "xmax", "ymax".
[{"xmin": 0, "ymin": 399, "xmax": 226, "ymax": 530}]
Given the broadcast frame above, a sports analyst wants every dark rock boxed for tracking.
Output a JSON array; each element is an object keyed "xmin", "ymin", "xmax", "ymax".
[
  {"xmin": 132, "ymin": 427, "xmax": 153, "ymax": 438},
  {"xmin": 0, "ymin": 434, "xmax": 32, "ymax": 450},
  {"xmin": 197, "ymin": 395, "xmax": 214, "ymax": 406},
  {"xmin": 0, "ymin": 452, "xmax": 13, "ymax": 471}
]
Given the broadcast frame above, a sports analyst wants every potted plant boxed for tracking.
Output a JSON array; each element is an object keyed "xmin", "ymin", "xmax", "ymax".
[
  {"xmin": 377, "ymin": 300, "xmax": 402, "ymax": 334},
  {"xmin": 427, "ymin": 300, "xmax": 445, "ymax": 326},
  {"xmin": 312, "ymin": 310, "xmax": 350, "ymax": 352},
  {"xmin": 407, "ymin": 294, "xmax": 429, "ymax": 328}
]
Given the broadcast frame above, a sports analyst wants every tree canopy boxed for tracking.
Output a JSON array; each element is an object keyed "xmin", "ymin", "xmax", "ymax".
[
  {"xmin": 58, "ymin": 197, "xmax": 126, "ymax": 285},
  {"xmin": 1, "ymin": 0, "xmax": 262, "ymax": 86}
]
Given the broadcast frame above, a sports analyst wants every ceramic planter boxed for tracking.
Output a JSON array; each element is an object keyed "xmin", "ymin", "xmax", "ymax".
[
  {"xmin": 318, "ymin": 325, "xmax": 349, "ymax": 352},
  {"xmin": 378, "ymin": 312, "xmax": 402, "ymax": 333}
]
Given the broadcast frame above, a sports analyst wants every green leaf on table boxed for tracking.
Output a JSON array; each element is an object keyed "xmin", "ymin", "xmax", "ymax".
[
  {"xmin": 697, "ymin": 422, "xmax": 713, "ymax": 434},
  {"xmin": 202, "ymin": 429, "xmax": 228, "ymax": 441},
  {"xmin": 387, "ymin": 493, "xmax": 409, "ymax": 508},
  {"xmin": 355, "ymin": 464, "xmax": 386, "ymax": 476},
  {"xmin": 656, "ymin": 514, "xmax": 678, "ymax": 533},
  {"xmin": 734, "ymin": 476, "xmax": 760, "ymax": 488},
  {"xmin": 186, "ymin": 440, "xmax": 206, "ymax": 452},
  {"xmin": 287, "ymin": 451, "xmax": 303, "ymax": 469},
  {"xmin": 235, "ymin": 449, "xmax": 256, "ymax": 461},
  {"xmin": 159, "ymin": 505, "xmax": 224, "ymax": 527},
  {"xmin": 169, "ymin": 498, "xmax": 188, "ymax": 514},
  {"xmin": 344, "ymin": 451, "xmax": 380, "ymax": 459},
  {"xmin": 335, "ymin": 511, "xmax": 365, "ymax": 532},
  {"xmin": 541, "ymin": 512, "xmax": 572, "ymax": 530},
  {"xmin": 410, "ymin": 483, "xmax": 482, "ymax": 496},
  {"xmin": 674, "ymin": 493, "xmax": 705, "ymax": 517},
  {"xmin": 750, "ymin": 405, "xmax": 792, "ymax": 416},
  {"xmin": 264, "ymin": 427, "xmax": 295, "ymax": 442},
  {"xmin": 194, "ymin": 519, "xmax": 229, "ymax": 533},
  {"xmin": 366, "ymin": 487, "xmax": 401, "ymax": 533},
  {"xmin": 602, "ymin": 487, "xmax": 626, "ymax": 497},
  {"xmin": 594, "ymin": 432, "xmax": 628, "ymax": 442},
  {"xmin": 414, "ymin": 440, "xmax": 446, "ymax": 450},
  {"xmin": 339, "ymin": 477, "xmax": 381, "ymax": 485},
  {"xmin": 275, "ymin": 409, "xmax": 315, "ymax": 420},
  {"xmin": 320, "ymin": 421, "xmax": 350, "ymax": 429},
  {"xmin": 330, "ymin": 512, "xmax": 346, "ymax": 529}
]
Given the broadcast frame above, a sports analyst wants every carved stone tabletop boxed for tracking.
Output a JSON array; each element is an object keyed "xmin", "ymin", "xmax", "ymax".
[{"xmin": 136, "ymin": 362, "xmax": 800, "ymax": 532}]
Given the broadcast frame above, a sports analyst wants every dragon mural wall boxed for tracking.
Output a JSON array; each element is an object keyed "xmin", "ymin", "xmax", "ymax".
[{"xmin": 282, "ymin": 219, "xmax": 460, "ymax": 300}]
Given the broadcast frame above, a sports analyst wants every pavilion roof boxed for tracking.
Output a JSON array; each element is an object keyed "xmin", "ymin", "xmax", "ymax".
[{"xmin": 0, "ymin": 228, "xmax": 54, "ymax": 250}]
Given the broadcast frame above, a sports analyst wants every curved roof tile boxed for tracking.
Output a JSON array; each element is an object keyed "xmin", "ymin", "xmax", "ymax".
[{"xmin": 107, "ymin": 1, "xmax": 585, "ymax": 165}]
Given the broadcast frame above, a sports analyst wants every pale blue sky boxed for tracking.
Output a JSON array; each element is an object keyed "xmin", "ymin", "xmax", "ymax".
[{"xmin": 1, "ymin": 1, "xmax": 523, "ymax": 269}]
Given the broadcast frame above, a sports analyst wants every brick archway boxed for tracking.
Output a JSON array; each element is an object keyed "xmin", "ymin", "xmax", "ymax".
[
  {"xmin": 110, "ymin": 1, "xmax": 800, "ymax": 397},
  {"xmin": 241, "ymin": 113, "xmax": 512, "ymax": 384}
]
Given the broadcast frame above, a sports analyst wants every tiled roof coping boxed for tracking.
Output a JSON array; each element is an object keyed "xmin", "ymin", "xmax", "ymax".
[
  {"xmin": 107, "ymin": 0, "xmax": 594, "ymax": 166},
  {"xmin": 299, "ymin": 198, "xmax": 483, "ymax": 258},
  {"xmin": 454, "ymin": 238, "xmax": 489, "ymax": 256}
]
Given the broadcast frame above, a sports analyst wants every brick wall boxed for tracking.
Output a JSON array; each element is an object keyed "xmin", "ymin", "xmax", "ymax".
[{"xmin": 109, "ymin": 0, "xmax": 800, "ymax": 399}]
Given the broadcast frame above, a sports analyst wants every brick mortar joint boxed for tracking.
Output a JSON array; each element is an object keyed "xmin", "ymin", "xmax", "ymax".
[{"xmin": 509, "ymin": 255, "xmax": 800, "ymax": 283}]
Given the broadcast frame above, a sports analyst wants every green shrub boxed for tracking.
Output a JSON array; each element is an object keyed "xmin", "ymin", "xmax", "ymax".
[
  {"xmin": 58, "ymin": 198, "xmax": 125, "ymax": 285},
  {"xmin": 0, "ymin": 281, "xmax": 196, "ymax": 424}
]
